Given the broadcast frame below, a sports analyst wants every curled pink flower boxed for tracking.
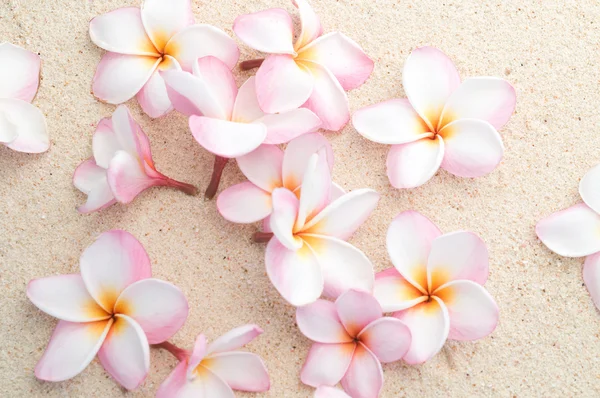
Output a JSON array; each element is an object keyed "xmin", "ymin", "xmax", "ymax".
[
  {"xmin": 0, "ymin": 42, "xmax": 49, "ymax": 153},
  {"xmin": 353, "ymin": 46, "xmax": 516, "ymax": 188},
  {"xmin": 315, "ymin": 386, "xmax": 351, "ymax": 398},
  {"xmin": 26, "ymin": 230, "xmax": 189, "ymax": 390},
  {"xmin": 233, "ymin": 0, "xmax": 373, "ymax": 131},
  {"xmin": 297, "ymin": 290, "xmax": 411, "ymax": 398},
  {"xmin": 156, "ymin": 324, "xmax": 270, "ymax": 397},
  {"xmin": 73, "ymin": 105, "xmax": 197, "ymax": 213},
  {"xmin": 373, "ymin": 211, "xmax": 499, "ymax": 364},
  {"xmin": 162, "ymin": 56, "xmax": 321, "ymax": 198},
  {"xmin": 89, "ymin": 0, "xmax": 239, "ymax": 118}
]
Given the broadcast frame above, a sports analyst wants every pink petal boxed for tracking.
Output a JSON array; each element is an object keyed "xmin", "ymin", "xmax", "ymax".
[
  {"xmin": 434, "ymin": 280, "xmax": 499, "ymax": 341},
  {"xmin": 89, "ymin": 7, "xmax": 159, "ymax": 56},
  {"xmin": 0, "ymin": 42, "xmax": 41, "ymax": 102},
  {"xmin": 335, "ymin": 290, "xmax": 382, "ymax": 337},
  {"xmin": 141, "ymin": 0, "xmax": 194, "ymax": 53},
  {"xmin": 296, "ymin": 299, "xmax": 353, "ymax": 344},
  {"xmin": 282, "ymin": 132, "xmax": 333, "ymax": 191},
  {"xmin": 580, "ymin": 164, "xmax": 600, "ymax": 214},
  {"xmin": 301, "ymin": 342, "xmax": 355, "ymax": 387},
  {"xmin": 156, "ymin": 361, "xmax": 188, "ymax": 398},
  {"xmin": 236, "ymin": 144, "xmax": 284, "ymax": 192},
  {"xmin": 315, "ymin": 386, "xmax": 352, "ymax": 398},
  {"xmin": 373, "ymin": 268, "xmax": 428, "ymax": 312},
  {"xmin": 340, "ymin": 343, "xmax": 383, "ymax": 398},
  {"xmin": 73, "ymin": 158, "xmax": 117, "ymax": 213},
  {"xmin": 207, "ymin": 324, "xmax": 264, "ymax": 354},
  {"xmin": 269, "ymin": 188, "xmax": 302, "ymax": 250},
  {"xmin": 204, "ymin": 352, "xmax": 270, "ymax": 392},
  {"xmin": 295, "ymin": 149, "xmax": 331, "ymax": 229},
  {"xmin": 136, "ymin": 56, "xmax": 181, "ymax": 118},
  {"xmin": 439, "ymin": 77, "xmax": 516, "ymax": 130},
  {"xmin": 255, "ymin": 54, "xmax": 314, "ymax": 114},
  {"xmin": 35, "ymin": 319, "xmax": 113, "ymax": 382},
  {"xmin": 265, "ymin": 237, "xmax": 323, "ymax": 306},
  {"xmin": 298, "ymin": 32, "xmax": 373, "ymax": 90},
  {"xmin": 393, "ymin": 297, "xmax": 450, "ymax": 364},
  {"xmin": 192, "ymin": 56, "xmax": 238, "ymax": 119},
  {"xmin": 583, "ymin": 252, "xmax": 600, "ymax": 311},
  {"xmin": 189, "ymin": 116, "xmax": 267, "ymax": 158},
  {"xmin": 330, "ymin": 182, "xmax": 346, "ymax": 201},
  {"xmin": 293, "ymin": 0, "xmax": 323, "ymax": 51},
  {"xmin": 217, "ymin": 182, "xmax": 273, "ymax": 223},
  {"xmin": 358, "ymin": 317, "xmax": 412, "ymax": 363},
  {"xmin": 113, "ymin": 279, "xmax": 188, "ymax": 344},
  {"xmin": 231, "ymin": 76, "xmax": 265, "ymax": 123},
  {"xmin": 259, "ymin": 108, "xmax": 322, "ymax": 145},
  {"xmin": 402, "ymin": 46, "xmax": 460, "ymax": 130},
  {"xmin": 106, "ymin": 150, "xmax": 158, "ymax": 203},
  {"xmin": 386, "ymin": 135, "xmax": 444, "ymax": 189},
  {"xmin": 187, "ymin": 334, "xmax": 208, "ymax": 377},
  {"xmin": 233, "ymin": 8, "xmax": 295, "ymax": 54},
  {"xmin": 80, "ymin": 230, "xmax": 151, "ymax": 313},
  {"xmin": 439, "ymin": 119, "xmax": 504, "ymax": 178},
  {"xmin": 0, "ymin": 98, "xmax": 49, "ymax": 153},
  {"xmin": 162, "ymin": 70, "xmax": 224, "ymax": 118},
  {"xmin": 352, "ymin": 99, "xmax": 433, "ymax": 144},
  {"xmin": 97, "ymin": 314, "xmax": 150, "ymax": 390}
]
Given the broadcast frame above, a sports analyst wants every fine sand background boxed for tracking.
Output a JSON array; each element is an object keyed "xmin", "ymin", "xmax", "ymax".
[{"xmin": 2, "ymin": 0, "xmax": 600, "ymax": 396}]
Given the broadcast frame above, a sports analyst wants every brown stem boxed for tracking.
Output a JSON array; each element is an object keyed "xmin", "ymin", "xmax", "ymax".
[
  {"xmin": 253, "ymin": 231, "xmax": 274, "ymax": 243},
  {"xmin": 164, "ymin": 177, "xmax": 198, "ymax": 196},
  {"xmin": 240, "ymin": 58, "xmax": 265, "ymax": 71},
  {"xmin": 205, "ymin": 156, "xmax": 229, "ymax": 199},
  {"xmin": 153, "ymin": 341, "xmax": 189, "ymax": 362}
]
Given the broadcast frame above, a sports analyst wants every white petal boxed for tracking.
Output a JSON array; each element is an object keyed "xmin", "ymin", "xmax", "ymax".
[
  {"xmin": 300, "ymin": 342, "xmax": 355, "ymax": 387},
  {"xmin": 295, "ymin": 149, "xmax": 331, "ymax": 230},
  {"xmin": 136, "ymin": 56, "xmax": 181, "ymax": 118},
  {"xmin": 282, "ymin": 132, "xmax": 333, "ymax": 191},
  {"xmin": 207, "ymin": 324, "xmax": 263, "ymax": 354},
  {"xmin": 386, "ymin": 136, "xmax": 444, "ymax": 189},
  {"xmin": 269, "ymin": 188, "xmax": 302, "ymax": 250},
  {"xmin": 257, "ymin": 108, "xmax": 321, "ymax": 145},
  {"xmin": 580, "ymin": 164, "xmax": 600, "ymax": 214},
  {"xmin": 0, "ymin": 98, "xmax": 49, "ymax": 153},
  {"xmin": 141, "ymin": 0, "xmax": 194, "ymax": 53},
  {"xmin": 583, "ymin": 252, "xmax": 600, "ymax": 311},
  {"xmin": 233, "ymin": 8, "xmax": 295, "ymax": 54},
  {"xmin": 231, "ymin": 76, "xmax": 264, "ymax": 123},
  {"xmin": 217, "ymin": 182, "xmax": 273, "ymax": 224},
  {"xmin": 0, "ymin": 42, "xmax": 41, "ymax": 102},
  {"xmin": 189, "ymin": 116, "xmax": 267, "ymax": 158},
  {"xmin": 236, "ymin": 144, "xmax": 284, "ymax": 192},
  {"xmin": 203, "ymin": 352, "xmax": 270, "ymax": 392},
  {"xmin": 293, "ymin": 0, "xmax": 323, "ymax": 50},
  {"xmin": 73, "ymin": 158, "xmax": 116, "ymax": 213}
]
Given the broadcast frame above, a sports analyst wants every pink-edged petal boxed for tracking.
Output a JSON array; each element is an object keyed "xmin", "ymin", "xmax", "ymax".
[
  {"xmin": 217, "ymin": 182, "xmax": 273, "ymax": 223},
  {"xmin": 583, "ymin": 252, "xmax": 600, "ymax": 311},
  {"xmin": 427, "ymin": 231, "xmax": 489, "ymax": 291},
  {"xmin": 204, "ymin": 352, "xmax": 270, "ymax": 392},
  {"xmin": 0, "ymin": 98, "xmax": 49, "ymax": 153},
  {"xmin": 236, "ymin": 144, "xmax": 284, "ymax": 192},
  {"xmin": 340, "ymin": 343, "xmax": 383, "ymax": 398},
  {"xmin": 141, "ymin": 0, "xmax": 194, "ymax": 53},
  {"xmin": 207, "ymin": 324, "xmax": 264, "ymax": 355},
  {"xmin": 97, "ymin": 314, "xmax": 150, "ymax": 390},
  {"xmin": 282, "ymin": 132, "xmax": 333, "ymax": 191},
  {"xmin": 258, "ymin": 108, "xmax": 321, "ymax": 145},
  {"xmin": 335, "ymin": 289, "xmax": 382, "ymax": 337},
  {"xmin": 92, "ymin": 52, "xmax": 159, "ymax": 104},
  {"xmin": 315, "ymin": 386, "xmax": 352, "ymax": 398},
  {"xmin": 156, "ymin": 361, "xmax": 188, "ymax": 398},
  {"xmin": 136, "ymin": 56, "xmax": 181, "ymax": 118},
  {"xmin": 162, "ymin": 70, "xmax": 222, "ymax": 118},
  {"xmin": 298, "ymin": 32, "xmax": 373, "ymax": 90},
  {"xmin": 255, "ymin": 54, "xmax": 314, "ymax": 114},
  {"xmin": 73, "ymin": 158, "xmax": 117, "ymax": 213},
  {"xmin": 233, "ymin": 8, "xmax": 295, "ymax": 54},
  {"xmin": 231, "ymin": 76, "xmax": 265, "ymax": 123},
  {"xmin": 192, "ymin": 56, "xmax": 238, "ymax": 119},
  {"xmin": 352, "ymin": 99, "xmax": 433, "ymax": 144},
  {"xmin": 293, "ymin": 0, "xmax": 323, "ymax": 51},
  {"xmin": 189, "ymin": 116, "xmax": 267, "ymax": 158},
  {"xmin": 386, "ymin": 135, "xmax": 444, "ymax": 189},
  {"xmin": 296, "ymin": 299, "xmax": 353, "ymax": 344},
  {"xmin": 331, "ymin": 182, "xmax": 345, "ymax": 201},
  {"xmin": 165, "ymin": 24, "xmax": 240, "ymax": 71},
  {"xmin": 403, "ymin": 46, "xmax": 460, "ymax": 130},
  {"xmin": 269, "ymin": 188, "xmax": 302, "ymax": 250},
  {"xmin": 358, "ymin": 317, "xmax": 411, "ymax": 363},
  {"xmin": 89, "ymin": 7, "xmax": 159, "ymax": 56},
  {"xmin": 373, "ymin": 268, "xmax": 428, "ymax": 313},
  {"xmin": 80, "ymin": 230, "xmax": 151, "ymax": 313},
  {"xmin": 0, "ymin": 42, "xmax": 41, "ymax": 102},
  {"xmin": 393, "ymin": 296, "xmax": 450, "ymax": 364},
  {"xmin": 295, "ymin": 149, "xmax": 331, "ymax": 229},
  {"xmin": 301, "ymin": 61, "xmax": 349, "ymax": 131},
  {"xmin": 439, "ymin": 77, "xmax": 516, "ymax": 130},
  {"xmin": 301, "ymin": 342, "xmax": 355, "ymax": 387},
  {"xmin": 265, "ymin": 237, "xmax": 323, "ymax": 306},
  {"xmin": 188, "ymin": 334, "xmax": 208, "ymax": 378},
  {"xmin": 191, "ymin": 367, "xmax": 237, "ymax": 397},
  {"xmin": 580, "ymin": 164, "xmax": 600, "ymax": 214},
  {"xmin": 434, "ymin": 280, "xmax": 499, "ymax": 341},
  {"xmin": 106, "ymin": 150, "xmax": 158, "ymax": 203},
  {"xmin": 91, "ymin": 117, "xmax": 119, "ymax": 169},
  {"xmin": 439, "ymin": 119, "xmax": 504, "ymax": 178},
  {"xmin": 114, "ymin": 278, "xmax": 189, "ymax": 344}
]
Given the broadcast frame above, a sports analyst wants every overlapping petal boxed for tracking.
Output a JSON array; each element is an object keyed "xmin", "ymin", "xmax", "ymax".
[
  {"xmin": 106, "ymin": 150, "xmax": 159, "ymax": 203},
  {"xmin": 207, "ymin": 324, "xmax": 263, "ymax": 355},
  {"xmin": 0, "ymin": 98, "xmax": 49, "ymax": 153},
  {"xmin": 293, "ymin": 0, "xmax": 323, "ymax": 50},
  {"xmin": 203, "ymin": 352, "xmax": 270, "ymax": 392},
  {"xmin": 270, "ymin": 188, "xmax": 302, "ymax": 250},
  {"xmin": 315, "ymin": 386, "xmax": 351, "ymax": 398},
  {"xmin": 217, "ymin": 182, "xmax": 273, "ymax": 223},
  {"xmin": 387, "ymin": 136, "xmax": 444, "ymax": 189},
  {"xmin": 583, "ymin": 252, "xmax": 600, "ymax": 310},
  {"xmin": 358, "ymin": 317, "xmax": 411, "ymax": 363},
  {"xmin": 282, "ymin": 132, "xmax": 333, "ymax": 191},
  {"xmin": 295, "ymin": 150, "xmax": 331, "ymax": 229},
  {"xmin": 340, "ymin": 343, "xmax": 383, "ymax": 398},
  {"xmin": 301, "ymin": 342, "xmax": 355, "ymax": 387},
  {"xmin": 373, "ymin": 268, "xmax": 427, "ymax": 312},
  {"xmin": 189, "ymin": 116, "xmax": 267, "ymax": 158},
  {"xmin": 296, "ymin": 299, "xmax": 353, "ymax": 344},
  {"xmin": 233, "ymin": 8, "xmax": 295, "ymax": 54},
  {"xmin": 236, "ymin": 144, "xmax": 283, "ymax": 192},
  {"xmin": 0, "ymin": 42, "xmax": 41, "ymax": 102},
  {"xmin": 136, "ymin": 56, "xmax": 181, "ymax": 118},
  {"xmin": 141, "ymin": 0, "xmax": 194, "ymax": 53},
  {"xmin": 73, "ymin": 159, "xmax": 116, "ymax": 213},
  {"xmin": 580, "ymin": 164, "xmax": 600, "ymax": 214},
  {"xmin": 231, "ymin": 76, "xmax": 265, "ymax": 123},
  {"xmin": 259, "ymin": 108, "xmax": 321, "ymax": 145},
  {"xmin": 335, "ymin": 290, "xmax": 382, "ymax": 337}
]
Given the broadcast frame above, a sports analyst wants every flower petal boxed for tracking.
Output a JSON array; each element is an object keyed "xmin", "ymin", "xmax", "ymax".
[
  {"xmin": 255, "ymin": 54, "xmax": 314, "ymax": 114},
  {"xmin": 192, "ymin": 56, "xmax": 238, "ymax": 119},
  {"xmin": 159, "ymin": 356, "xmax": 236, "ymax": 398},
  {"xmin": 73, "ymin": 158, "xmax": 117, "ymax": 213},
  {"xmin": 315, "ymin": 386, "xmax": 352, "ymax": 398},
  {"xmin": 403, "ymin": 46, "xmax": 460, "ymax": 130},
  {"xmin": 231, "ymin": 76, "xmax": 265, "ymax": 123},
  {"xmin": 106, "ymin": 150, "xmax": 158, "ymax": 203},
  {"xmin": 156, "ymin": 361, "xmax": 188, "ymax": 398},
  {"xmin": 207, "ymin": 324, "xmax": 264, "ymax": 355},
  {"xmin": 91, "ymin": 117, "xmax": 119, "ymax": 169},
  {"xmin": 340, "ymin": 343, "xmax": 383, "ymax": 398},
  {"xmin": 580, "ymin": 164, "xmax": 600, "ymax": 214},
  {"xmin": 386, "ymin": 135, "xmax": 444, "ymax": 189},
  {"xmin": 301, "ymin": 342, "xmax": 355, "ymax": 387},
  {"xmin": 352, "ymin": 99, "xmax": 432, "ymax": 144},
  {"xmin": 269, "ymin": 188, "xmax": 302, "ymax": 250},
  {"xmin": 358, "ymin": 317, "xmax": 411, "ymax": 363},
  {"xmin": 393, "ymin": 296, "xmax": 450, "ymax": 364},
  {"xmin": 162, "ymin": 70, "xmax": 222, "ymax": 118},
  {"xmin": 233, "ymin": 8, "xmax": 295, "ymax": 54},
  {"xmin": 296, "ymin": 149, "xmax": 331, "ymax": 229},
  {"xmin": 258, "ymin": 108, "xmax": 321, "ymax": 145},
  {"xmin": 189, "ymin": 116, "xmax": 267, "ymax": 158},
  {"xmin": 217, "ymin": 182, "xmax": 273, "ymax": 223},
  {"xmin": 187, "ymin": 334, "xmax": 208, "ymax": 377},
  {"xmin": 282, "ymin": 132, "xmax": 333, "ymax": 191},
  {"xmin": 136, "ymin": 56, "xmax": 181, "ymax": 118},
  {"xmin": 0, "ymin": 42, "xmax": 41, "ymax": 102},
  {"xmin": 204, "ymin": 352, "xmax": 270, "ymax": 392},
  {"xmin": 0, "ymin": 98, "xmax": 49, "ymax": 153},
  {"xmin": 583, "ymin": 252, "xmax": 600, "ymax": 311},
  {"xmin": 293, "ymin": 0, "xmax": 323, "ymax": 51},
  {"xmin": 141, "ymin": 0, "xmax": 194, "ymax": 53},
  {"xmin": 335, "ymin": 290, "xmax": 382, "ymax": 337},
  {"xmin": 296, "ymin": 299, "xmax": 353, "ymax": 344},
  {"xmin": 434, "ymin": 280, "xmax": 498, "ymax": 341},
  {"xmin": 80, "ymin": 230, "xmax": 152, "ymax": 313},
  {"xmin": 236, "ymin": 144, "xmax": 284, "ymax": 192},
  {"xmin": 373, "ymin": 268, "xmax": 428, "ymax": 312}
]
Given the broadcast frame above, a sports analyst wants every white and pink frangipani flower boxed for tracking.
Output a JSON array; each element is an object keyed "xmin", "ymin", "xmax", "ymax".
[
  {"xmin": 315, "ymin": 386, "xmax": 351, "ymax": 398},
  {"xmin": 156, "ymin": 324, "xmax": 270, "ymax": 397},
  {"xmin": 0, "ymin": 42, "xmax": 49, "ymax": 153},
  {"xmin": 373, "ymin": 211, "xmax": 499, "ymax": 364},
  {"xmin": 297, "ymin": 289, "xmax": 412, "ymax": 398},
  {"xmin": 89, "ymin": 0, "xmax": 239, "ymax": 118},
  {"xmin": 353, "ymin": 46, "xmax": 516, "ymax": 189},
  {"xmin": 26, "ymin": 230, "xmax": 189, "ymax": 390},
  {"xmin": 162, "ymin": 56, "xmax": 321, "ymax": 198},
  {"xmin": 73, "ymin": 105, "xmax": 196, "ymax": 213},
  {"xmin": 233, "ymin": 0, "xmax": 374, "ymax": 131}
]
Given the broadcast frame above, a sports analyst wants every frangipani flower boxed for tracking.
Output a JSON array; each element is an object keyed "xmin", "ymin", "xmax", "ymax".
[
  {"xmin": 26, "ymin": 230, "xmax": 189, "ymax": 389},
  {"xmin": 0, "ymin": 42, "xmax": 49, "ymax": 153},
  {"xmin": 157, "ymin": 325, "xmax": 270, "ymax": 397},
  {"xmin": 315, "ymin": 386, "xmax": 351, "ymax": 398},
  {"xmin": 73, "ymin": 105, "xmax": 196, "ymax": 213},
  {"xmin": 162, "ymin": 56, "xmax": 321, "ymax": 198},
  {"xmin": 233, "ymin": 0, "xmax": 374, "ymax": 131},
  {"xmin": 89, "ymin": 0, "xmax": 239, "ymax": 118},
  {"xmin": 373, "ymin": 211, "xmax": 499, "ymax": 364},
  {"xmin": 353, "ymin": 46, "xmax": 516, "ymax": 189},
  {"xmin": 297, "ymin": 290, "xmax": 411, "ymax": 398}
]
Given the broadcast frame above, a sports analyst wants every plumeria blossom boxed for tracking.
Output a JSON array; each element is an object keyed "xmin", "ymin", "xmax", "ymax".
[
  {"xmin": 73, "ymin": 105, "xmax": 196, "ymax": 213},
  {"xmin": 353, "ymin": 46, "xmax": 516, "ymax": 189},
  {"xmin": 315, "ymin": 386, "xmax": 351, "ymax": 398},
  {"xmin": 26, "ymin": 230, "xmax": 189, "ymax": 389},
  {"xmin": 162, "ymin": 56, "xmax": 321, "ymax": 198},
  {"xmin": 297, "ymin": 290, "xmax": 411, "ymax": 398},
  {"xmin": 373, "ymin": 211, "xmax": 499, "ymax": 364},
  {"xmin": 537, "ymin": 163, "xmax": 600, "ymax": 311},
  {"xmin": 89, "ymin": 0, "xmax": 239, "ymax": 118},
  {"xmin": 0, "ymin": 42, "xmax": 49, "ymax": 153},
  {"xmin": 233, "ymin": 0, "xmax": 374, "ymax": 131},
  {"xmin": 157, "ymin": 324, "xmax": 270, "ymax": 397}
]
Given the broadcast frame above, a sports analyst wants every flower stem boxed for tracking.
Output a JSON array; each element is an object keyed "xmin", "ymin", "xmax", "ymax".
[
  {"xmin": 205, "ymin": 156, "xmax": 229, "ymax": 199},
  {"xmin": 164, "ymin": 177, "xmax": 198, "ymax": 196},
  {"xmin": 240, "ymin": 58, "xmax": 265, "ymax": 71},
  {"xmin": 153, "ymin": 341, "xmax": 189, "ymax": 362},
  {"xmin": 253, "ymin": 231, "xmax": 274, "ymax": 243}
]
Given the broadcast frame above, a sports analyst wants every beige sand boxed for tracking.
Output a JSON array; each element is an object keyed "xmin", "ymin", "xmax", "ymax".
[{"xmin": 2, "ymin": 0, "xmax": 600, "ymax": 396}]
